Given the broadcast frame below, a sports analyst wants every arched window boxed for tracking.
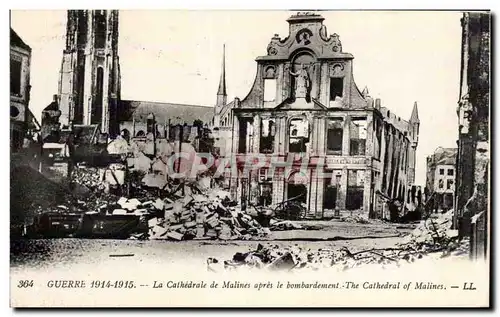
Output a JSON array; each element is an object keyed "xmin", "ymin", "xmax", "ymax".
[
  {"xmin": 121, "ymin": 129, "xmax": 130, "ymax": 140},
  {"xmin": 136, "ymin": 130, "xmax": 145, "ymax": 138}
]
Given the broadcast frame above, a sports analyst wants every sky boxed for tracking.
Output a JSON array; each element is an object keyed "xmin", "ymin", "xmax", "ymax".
[{"xmin": 10, "ymin": 10, "xmax": 463, "ymax": 186}]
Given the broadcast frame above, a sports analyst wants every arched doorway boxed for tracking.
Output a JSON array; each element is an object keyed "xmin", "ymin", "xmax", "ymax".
[{"xmin": 287, "ymin": 171, "xmax": 308, "ymax": 204}]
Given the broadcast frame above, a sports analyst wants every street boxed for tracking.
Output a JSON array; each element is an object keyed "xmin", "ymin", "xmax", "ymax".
[{"xmin": 11, "ymin": 220, "xmax": 413, "ymax": 273}]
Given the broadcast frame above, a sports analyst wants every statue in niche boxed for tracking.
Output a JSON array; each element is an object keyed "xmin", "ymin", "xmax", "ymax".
[
  {"xmin": 265, "ymin": 66, "xmax": 276, "ymax": 79},
  {"xmin": 289, "ymin": 63, "xmax": 310, "ymax": 99}
]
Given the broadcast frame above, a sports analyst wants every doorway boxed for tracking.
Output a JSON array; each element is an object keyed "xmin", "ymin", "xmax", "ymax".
[{"xmin": 287, "ymin": 184, "xmax": 307, "ymax": 203}]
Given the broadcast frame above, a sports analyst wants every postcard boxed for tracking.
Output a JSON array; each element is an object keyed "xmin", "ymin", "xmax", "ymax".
[{"xmin": 9, "ymin": 9, "xmax": 490, "ymax": 308}]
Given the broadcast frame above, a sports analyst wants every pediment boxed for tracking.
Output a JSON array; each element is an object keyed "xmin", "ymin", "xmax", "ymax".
[{"xmin": 274, "ymin": 97, "xmax": 328, "ymax": 111}]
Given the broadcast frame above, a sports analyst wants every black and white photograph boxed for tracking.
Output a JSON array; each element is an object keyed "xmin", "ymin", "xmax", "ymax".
[{"xmin": 8, "ymin": 8, "xmax": 491, "ymax": 307}]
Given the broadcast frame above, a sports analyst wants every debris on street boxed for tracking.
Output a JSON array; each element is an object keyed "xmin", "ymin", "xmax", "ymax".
[{"xmin": 206, "ymin": 209, "xmax": 468, "ymax": 272}]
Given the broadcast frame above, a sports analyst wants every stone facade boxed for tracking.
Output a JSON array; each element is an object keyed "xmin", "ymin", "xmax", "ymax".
[
  {"xmin": 217, "ymin": 13, "xmax": 420, "ymax": 219},
  {"xmin": 455, "ymin": 12, "xmax": 490, "ymax": 260},
  {"xmin": 425, "ymin": 147, "xmax": 457, "ymax": 212},
  {"xmin": 57, "ymin": 10, "xmax": 121, "ymax": 136},
  {"xmin": 50, "ymin": 10, "xmax": 216, "ymax": 158},
  {"xmin": 10, "ymin": 28, "xmax": 32, "ymax": 152}
]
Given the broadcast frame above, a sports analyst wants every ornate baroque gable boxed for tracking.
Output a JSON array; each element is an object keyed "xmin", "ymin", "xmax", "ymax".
[{"xmin": 264, "ymin": 12, "xmax": 353, "ymax": 60}]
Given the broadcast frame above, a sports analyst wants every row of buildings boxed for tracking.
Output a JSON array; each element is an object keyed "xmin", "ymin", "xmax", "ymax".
[
  {"xmin": 13, "ymin": 10, "xmax": 423, "ymax": 221},
  {"xmin": 424, "ymin": 12, "xmax": 490, "ymax": 260}
]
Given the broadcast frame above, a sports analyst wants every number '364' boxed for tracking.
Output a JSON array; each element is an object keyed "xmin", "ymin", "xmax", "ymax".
[{"xmin": 17, "ymin": 280, "xmax": 34, "ymax": 288}]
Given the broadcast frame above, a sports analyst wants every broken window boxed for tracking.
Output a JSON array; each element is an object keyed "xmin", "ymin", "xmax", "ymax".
[
  {"xmin": 10, "ymin": 58, "xmax": 22, "ymax": 96},
  {"xmin": 264, "ymin": 79, "xmax": 276, "ymax": 102},
  {"xmin": 258, "ymin": 168, "xmax": 273, "ymax": 206},
  {"xmin": 438, "ymin": 179, "xmax": 444, "ymax": 189},
  {"xmin": 260, "ymin": 118, "xmax": 275, "ymax": 153},
  {"xmin": 349, "ymin": 117, "xmax": 367, "ymax": 156},
  {"xmin": 446, "ymin": 179, "xmax": 454, "ymax": 190},
  {"xmin": 326, "ymin": 118, "xmax": 343, "ymax": 155},
  {"xmin": 447, "ymin": 169, "xmax": 454, "ymax": 176},
  {"xmin": 330, "ymin": 78, "xmax": 343, "ymax": 101},
  {"xmin": 288, "ymin": 118, "xmax": 309, "ymax": 153},
  {"xmin": 238, "ymin": 117, "xmax": 254, "ymax": 153},
  {"xmin": 346, "ymin": 170, "xmax": 364, "ymax": 210},
  {"xmin": 323, "ymin": 171, "xmax": 342, "ymax": 210},
  {"xmin": 258, "ymin": 183, "xmax": 273, "ymax": 206}
]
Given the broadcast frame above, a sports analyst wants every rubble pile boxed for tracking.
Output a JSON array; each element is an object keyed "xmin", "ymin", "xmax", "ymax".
[
  {"xmin": 68, "ymin": 180, "xmax": 271, "ymax": 241},
  {"xmin": 143, "ymin": 186, "xmax": 271, "ymax": 241},
  {"xmin": 339, "ymin": 214, "xmax": 370, "ymax": 224},
  {"xmin": 268, "ymin": 220, "xmax": 322, "ymax": 231},
  {"xmin": 71, "ymin": 166, "xmax": 107, "ymax": 192},
  {"xmin": 207, "ymin": 210, "xmax": 467, "ymax": 272},
  {"xmin": 400, "ymin": 209, "xmax": 456, "ymax": 247}
]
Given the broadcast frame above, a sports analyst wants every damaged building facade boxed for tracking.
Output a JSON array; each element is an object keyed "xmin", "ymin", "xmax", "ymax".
[
  {"xmin": 425, "ymin": 147, "xmax": 457, "ymax": 213},
  {"xmin": 455, "ymin": 12, "xmax": 490, "ymax": 259},
  {"xmin": 45, "ymin": 10, "xmax": 215, "ymax": 161},
  {"xmin": 10, "ymin": 28, "xmax": 33, "ymax": 152},
  {"xmin": 220, "ymin": 13, "xmax": 420, "ymax": 219},
  {"xmin": 57, "ymin": 10, "xmax": 121, "ymax": 136}
]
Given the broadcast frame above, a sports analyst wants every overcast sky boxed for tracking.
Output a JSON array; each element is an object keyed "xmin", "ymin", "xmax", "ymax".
[{"xmin": 10, "ymin": 10, "xmax": 463, "ymax": 185}]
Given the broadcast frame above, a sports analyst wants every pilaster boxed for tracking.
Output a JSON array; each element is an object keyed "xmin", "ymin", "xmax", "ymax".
[
  {"xmin": 342, "ymin": 115, "xmax": 351, "ymax": 156},
  {"xmin": 338, "ymin": 166, "xmax": 348, "ymax": 209}
]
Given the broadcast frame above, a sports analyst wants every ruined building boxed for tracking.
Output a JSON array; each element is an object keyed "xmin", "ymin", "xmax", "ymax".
[
  {"xmin": 455, "ymin": 12, "xmax": 490, "ymax": 260},
  {"xmin": 217, "ymin": 13, "xmax": 420, "ymax": 219},
  {"xmin": 48, "ymin": 10, "xmax": 214, "ymax": 155},
  {"xmin": 425, "ymin": 147, "xmax": 457, "ymax": 213},
  {"xmin": 10, "ymin": 28, "xmax": 33, "ymax": 152},
  {"xmin": 58, "ymin": 10, "xmax": 121, "ymax": 135}
]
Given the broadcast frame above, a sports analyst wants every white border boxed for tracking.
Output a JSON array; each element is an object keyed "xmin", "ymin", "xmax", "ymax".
[{"xmin": 2, "ymin": 1, "xmax": 498, "ymax": 315}]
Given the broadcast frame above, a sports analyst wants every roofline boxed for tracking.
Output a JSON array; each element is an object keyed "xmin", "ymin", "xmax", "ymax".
[{"xmin": 121, "ymin": 99, "xmax": 213, "ymax": 109}]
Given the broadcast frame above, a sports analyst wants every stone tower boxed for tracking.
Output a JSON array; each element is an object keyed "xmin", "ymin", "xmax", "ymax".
[{"xmin": 58, "ymin": 10, "xmax": 121, "ymax": 136}]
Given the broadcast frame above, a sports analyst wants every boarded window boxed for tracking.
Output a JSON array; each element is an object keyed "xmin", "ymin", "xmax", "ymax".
[
  {"xmin": 10, "ymin": 58, "xmax": 22, "ymax": 96},
  {"xmin": 326, "ymin": 118, "xmax": 343, "ymax": 154},
  {"xmin": 264, "ymin": 79, "xmax": 276, "ymax": 102},
  {"xmin": 330, "ymin": 78, "xmax": 343, "ymax": 101}
]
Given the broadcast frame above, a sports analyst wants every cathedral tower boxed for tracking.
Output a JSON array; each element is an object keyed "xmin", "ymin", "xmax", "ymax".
[{"xmin": 58, "ymin": 10, "xmax": 121, "ymax": 135}]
